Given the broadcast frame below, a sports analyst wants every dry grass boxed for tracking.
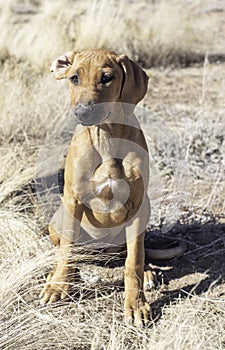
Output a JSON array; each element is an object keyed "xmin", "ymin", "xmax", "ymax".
[
  {"xmin": 0, "ymin": 0, "xmax": 225, "ymax": 349},
  {"xmin": 1, "ymin": 212, "xmax": 224, "ymax": 349},
  {"xmin": 0, "ymin": 0, "xmax": 224, "ymax": 69}
]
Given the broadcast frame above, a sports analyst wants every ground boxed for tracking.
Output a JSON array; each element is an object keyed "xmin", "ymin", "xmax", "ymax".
[{"xmin": 0, "ymin": 0, "xmax": 225, "ymax": 349}]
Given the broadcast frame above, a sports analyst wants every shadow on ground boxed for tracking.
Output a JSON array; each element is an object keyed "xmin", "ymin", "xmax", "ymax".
[{"xmin": 145, "ymin": 220, "xmax": 225, "ymax": 319}]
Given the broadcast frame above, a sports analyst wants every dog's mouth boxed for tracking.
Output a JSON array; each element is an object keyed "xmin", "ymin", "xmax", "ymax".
[
  {"xmin": 74, "ymin": 104, "xmax": 111, "ymax": 126},
  {"xmin": 79, "ymin": 112, "xmax": 111, "ymax": 126}
]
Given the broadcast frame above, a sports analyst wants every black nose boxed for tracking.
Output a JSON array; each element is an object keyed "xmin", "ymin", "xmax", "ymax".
[
  {"xmin": 73, "ymin": 103, "xmax": 107, "ymax": 126},
  {"xmin": 74, "ymin": 103, "xmax": 93, "ymax": 118}
]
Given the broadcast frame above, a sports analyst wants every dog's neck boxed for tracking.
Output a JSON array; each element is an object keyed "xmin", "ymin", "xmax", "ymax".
[{"xmin": 89, "ymin": 123, "xmax": 124, "ymax": 161}]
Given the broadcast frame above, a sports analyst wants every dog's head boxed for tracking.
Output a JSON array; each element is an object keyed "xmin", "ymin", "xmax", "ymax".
[{"xmin": 50, "ymin": 49, "xmax": 148, "ymax": 126}]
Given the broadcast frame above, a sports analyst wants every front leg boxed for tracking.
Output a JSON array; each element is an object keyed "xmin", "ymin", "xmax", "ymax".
[
  {"xmin": 124, "ymin": 200, "xmax": 151, "ymax": 326},
  {"xmin": 39, "ymin": 199, "xmax": 83, "ymax": 305}
]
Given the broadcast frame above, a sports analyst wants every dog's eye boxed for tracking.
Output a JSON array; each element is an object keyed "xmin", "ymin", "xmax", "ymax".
[
  {"xmin": 101, "ymin": 73, "xmax": 113, "ymax": 85},
  {"xmin": 70, "ymin": 74, "xmax": 79, "ymax": 85}
]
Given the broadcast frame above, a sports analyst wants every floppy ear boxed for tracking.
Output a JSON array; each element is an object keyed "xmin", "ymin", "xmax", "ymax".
[
  {"xmin": 117, "ymin": 54, "xmax": 149, "ymax": 105},
  {"xmin": 50, "ymin": 51, "xmax": 75, "ymax": 79}
]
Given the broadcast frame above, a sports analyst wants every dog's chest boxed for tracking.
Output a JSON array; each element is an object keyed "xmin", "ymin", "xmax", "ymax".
[
  {"xmin": 91, "ymin": 159, "xmax": 130, "ymax": 202},
  {"xmin": 70, "ymin": 124, "xmax": 145, "ymax": 227},
  {"xmin": 75, "ymin": 158, "xmax": 128, "ymax": 204},
  {"xmin": 73, "ymin": 156, "xmax": 134, "ymax": 226}
]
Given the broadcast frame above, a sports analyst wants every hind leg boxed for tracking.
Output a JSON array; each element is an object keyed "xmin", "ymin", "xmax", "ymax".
[
  {"xmin": 48, "ymin": 204, "xmax": 64, "ymax": 246},
  {"xmin": 42, "ymin": 206, "xmax": 64, "ymax": 286},
  {"xmin": 44, "ymin": 206, "xmax": 63, "ymax": 281},
  {"xmin": 39, "ymin": 201, "xmax": 83, "ymax": 305}
]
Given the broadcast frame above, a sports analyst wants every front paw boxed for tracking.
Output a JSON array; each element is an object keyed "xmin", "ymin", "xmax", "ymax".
[
  {"xmin": 144, "ymin": 268, "xmax": 157, "ymax": 290},
  {"xmin": 124, "ymin": 293, "xmax": 152, "ymax": 326},
  {"xmin": 39, "ymin": 269, "xmax": 73, "ymax": 305}
]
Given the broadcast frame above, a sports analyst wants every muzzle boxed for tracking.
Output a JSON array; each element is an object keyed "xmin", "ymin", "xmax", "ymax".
[{"xmin": 73, "ymin": 103, "xmax": 110, "ymax": 126}]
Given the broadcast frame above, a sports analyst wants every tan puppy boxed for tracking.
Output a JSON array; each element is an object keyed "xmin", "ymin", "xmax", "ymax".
[{"xmin": 39, "ymin": 49, "xmax": 151, "ymax": 325}]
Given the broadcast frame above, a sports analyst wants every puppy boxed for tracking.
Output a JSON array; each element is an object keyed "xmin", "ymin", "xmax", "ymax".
[{"xmin": 40, "ymin": 49, "xmax": 151, "ymax": 326}]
